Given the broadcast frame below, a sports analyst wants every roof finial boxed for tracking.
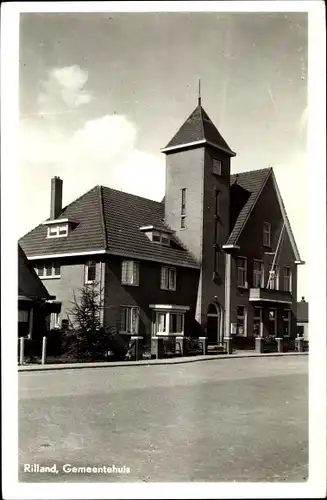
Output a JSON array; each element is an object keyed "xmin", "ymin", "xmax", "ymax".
[{"xmin": 198, "ymin": 78, "xmax": 201, "ymax": 106}]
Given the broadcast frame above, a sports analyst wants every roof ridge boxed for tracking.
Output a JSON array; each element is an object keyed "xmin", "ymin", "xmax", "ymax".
[
  {"xmin": 100, "ymin": 185, "xmax": 163, "ymax": 206},
  {"xmin": 98, "ymin": 186, "xmax": 107, "ymax": 251},
  {"xmin": 198, "ymin": 105, "xmax": 205, "ymax": 139}
]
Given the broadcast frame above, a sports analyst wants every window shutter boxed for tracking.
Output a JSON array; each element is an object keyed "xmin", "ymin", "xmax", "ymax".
[
  {"xmin": 161, "ymin": 267, "xmax": 168, "ymax": 289},
  {"xmin": 120, "ymin": 307, "xmax": 126, "ymax": 332},
  {"xmin": 121, "ymin": 261, "xmax": 128, "ymax": 283}
]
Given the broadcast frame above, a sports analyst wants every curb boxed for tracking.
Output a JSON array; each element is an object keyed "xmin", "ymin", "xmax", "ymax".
[{"xmin": 18, "ymin": 351, "xmax": 308, "ymax": 373}]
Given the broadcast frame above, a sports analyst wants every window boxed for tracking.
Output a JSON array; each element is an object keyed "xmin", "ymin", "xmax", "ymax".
[
  {"xmin": 268, "ymin": 308, "xmax": 277, "ymax": 336},
  {"xmin": 236, "ymin": 306, "xmax": 247, "ymax": 336},
  {"xmin": 181, "ymin": 188, "xmax": 186, "ymax": 228},
  {"xmin": 237, "ymin": 257, "xmax": 247, "ymax": 287},
  {"xmin": 85, "ymin": 261, "xmax": 96, "ymax": 283},
  {"xmin": 35, "ymin": 262, "xmax": 61, "ymax": 278},
  {"xmin": 160, "ymin": 266, "xmax": 176, "ymax": 291},
  {"xmin": 282, "ymin": 309, "xmax": 291, "ymax": 337},
  {"xmin": 47, "ymin": 224, "xmax": 68, "ymax": 238},
  {"xmin": 284, "ymin": 266, "xmax": 292, "ymax": 292},
  {"xmin": 155, "ymin": 311, "xmax": 184, "ymax": 335},
  {"xmin": 253, "ymin": 260, "xmax": 264, "ymax": 288},
  {"xmin": 50, "ymin": 312, "xmax": 61, "ymax": 329},
  {"xmin": 263, "ymin": 222, "xmax": 271, "ymax": 246},
  {"xmin": 19, "ymin": 310, "xmax": 29, "ymax": 323},
  {"xmin": 181, "ymin": 188, "xmax": 186, "ymax": 215},
  {"xmin": 152, "ymin": 231, "xmax": 170, "ymax": 245},
  {"xmin": 253, "ymin": 307, "xmax": 263, "ymax": 337},
  {"xmin": 213, "ymin": 158, "xmax": 222, "ymax": 176},
  {"xmin": 120, "ymin": 306, "xmax": 139, "ymax": 334},
  {"xmin": 121, "ymin": 260, "xmax": 139, "ymax": 286},
  {"xmin": 268, "ymin": 265, "xmax": 279, "ymax": 290},
  {"xmin": 215, "ymin": 190, "xmax": 220, "ymax": 217}
]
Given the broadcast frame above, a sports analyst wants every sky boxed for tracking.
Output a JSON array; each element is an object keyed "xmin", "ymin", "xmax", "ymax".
[{"xmin": 19, "ymin": 11, "xmax": 308, "ymax": 298}]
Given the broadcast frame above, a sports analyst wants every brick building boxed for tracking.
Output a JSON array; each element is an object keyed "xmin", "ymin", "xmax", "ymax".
[{"xmin": 19, "ymin": 100, "xmax": 304, "ymax": 351}]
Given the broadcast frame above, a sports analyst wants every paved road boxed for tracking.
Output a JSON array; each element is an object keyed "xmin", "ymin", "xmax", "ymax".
[{"xmin": 19, "ymin": 356, "xmax": 308, "ymax": 482}]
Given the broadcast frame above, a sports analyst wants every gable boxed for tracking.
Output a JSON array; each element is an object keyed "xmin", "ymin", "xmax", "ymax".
[
  {"xmin": 228, "ymin": 168, "xmax": 301, "ymax": 261},
  {"xmin": 18, "ymin": 245, "xmax": 50, "ymax": 299}
]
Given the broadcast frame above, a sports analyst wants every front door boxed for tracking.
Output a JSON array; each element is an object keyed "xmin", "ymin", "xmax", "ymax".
[{"xmin": 207, "ymin": 304, "xmax": 220, "ymax": 345}]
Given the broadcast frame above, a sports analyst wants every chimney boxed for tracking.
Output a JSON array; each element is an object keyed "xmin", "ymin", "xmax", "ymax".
[{"xmin": 50, "ymin": 176, "xmax": 63, "ymax": 220}]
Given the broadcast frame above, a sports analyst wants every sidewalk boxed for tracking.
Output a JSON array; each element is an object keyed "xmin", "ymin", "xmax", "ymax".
[{"xmin": 18, "ymin": 350, "xmax": 308, "ymax": 372}]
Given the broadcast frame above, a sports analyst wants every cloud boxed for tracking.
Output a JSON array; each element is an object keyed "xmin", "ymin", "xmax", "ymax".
[
  {"xmin": 19, "ymin": 112, "xmax": 165, "ymax": 236},
  {"xmin": 38, "ymin": 65, "xmax": 93, "ymax": 114}
]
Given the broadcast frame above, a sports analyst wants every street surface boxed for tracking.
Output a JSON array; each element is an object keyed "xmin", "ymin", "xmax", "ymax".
[{"xmin": 19, "ymin": 356, "xmax": 308, "ymax": 482}]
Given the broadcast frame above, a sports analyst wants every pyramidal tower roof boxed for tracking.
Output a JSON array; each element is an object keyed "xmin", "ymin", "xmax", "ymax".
[{"xmin": 161, "ymin": 103, "xmax": 236, "ymax": 156}]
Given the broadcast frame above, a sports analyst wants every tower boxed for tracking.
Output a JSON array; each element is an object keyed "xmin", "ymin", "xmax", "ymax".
[{"xmin": 161, "ymin": 95, "xmax": 236, "ymax": 337}]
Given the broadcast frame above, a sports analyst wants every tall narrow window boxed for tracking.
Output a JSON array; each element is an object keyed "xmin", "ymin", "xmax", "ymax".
[
  {"xmin": 253, "ymin": 260, "xmax": 264, "ymax": 288},
  {"xmin": 85, "ymin": 261, "xmax": 96, "ymax": 283},
  {"xmin": 237, "ymin": 257, "xmax": 247, "ymax": 287},
  {"xmin": 181, "ymin": 188, "xmax": 186, "ymax": 228},
  {"xmin": 263, "ymin": 222, "xmax": 271, "ymax": 246},
  {"xmin": 282, "ymin": 309, "xmax": 291, "ymax": 337},
  {"xmin": 284, "ymin": 266, "xmax": 292, "ymax": 292},
  {"xmin": 268, "ymin": 308, "xmax": 277, "ymax": 336}
]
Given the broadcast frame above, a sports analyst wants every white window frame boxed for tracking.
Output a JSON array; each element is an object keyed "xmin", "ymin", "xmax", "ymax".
[
  {"xmin": 268, "ymin": 265, "xmax": 280, "ymax": 290},
  {"xmin": 263, "ymin": 222, "xmax": 271, "ymax": 246},
  {"xmin": 282, "ymin": 309, "xmax": 291, "ymax": 338},
  {"xmin": 213, "ymin": 158, "xmax": 222, "ymax": 176},
  {"xmin": 47, "ymin": 224, "xmax": 68, "ymax": 239},
  {"xmin": 237, "ymin": 257, "xmax": 248, "ymax": 287},
  {"xmin": 160, "ymin": 266, "xmax": 177, "ymax": 291},
  {"xmin": 283, "ymin": 266, "xmax": 292, "ymax": 292},
  {"xmin": 253, "ymin": 306, "xmax": 263, "ymax": 337},
  {"xmin": 85, "ymin": 261, "xmax": 96, "ymax": 284},
  {"xmin": 253, "ymin": 259, "xmax": 264, "ymax": 288},
  {"xmin": 268, "ymin": 308, "xmax": 277, "ymax": 336},
  {"xmin": 236, "ymin": 306, "xmax": 247, "ymax": 336},
  {"xmin": 35, "ymin": 261, "xmax": 61, "ymax": 279},
  {"xmin": 155, "ymin": 311, "xmax": 185, "ymax": 336},
  {"xmin": 121, "ymin": 260, "xmax": 140, "ymax": 286},
  {"xmin": 152, "ymin": 231, "xmax": 170, "ymax": 246},
  {"xmin": 120, "ymin": 306, "xmax": 139, "ymax": 335}
]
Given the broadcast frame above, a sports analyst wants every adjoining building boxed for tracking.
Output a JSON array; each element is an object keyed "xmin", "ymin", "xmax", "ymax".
[
  {"xmin": 18, "ymin": 244, "xmax": 57, "ymax": 338},
  {"xmin": 297, "ymin": 297, "xmax": 309, "ymax": 342},
  {"xmin": 19, "ymin": 99, "xmax": 304, "ymax": 352}
]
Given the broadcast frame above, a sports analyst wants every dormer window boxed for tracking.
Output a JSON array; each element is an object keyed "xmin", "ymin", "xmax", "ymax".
[
  {"xmin": 213, "ymin": 158, "xmax": 222, "ymax": 176},
  {"xmin": 47, "ymin": 224, "xmax": 68, "ymax": 238},
  {"xmin": 140, "ymin": 226, "xmax": 172, "ymax": 246},
  {"xmin": 43, "ymin": 217, "xmax": 78, "ymax": 239}
]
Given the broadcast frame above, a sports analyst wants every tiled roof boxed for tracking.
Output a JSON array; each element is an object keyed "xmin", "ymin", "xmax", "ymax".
[
  {"xmin": 227, "ymin": 168, "xmax": 272, "ymax": 246},
  {"xmin": 18, "ymin": 244, "xmax": 50, "ymax": 299},
  {"xmin": 19, "ymin": 187, "xmax": 199, "ymax": 269},
  {"xmin": 297, "ymin": 301, "xmax": 309, "ymax": 322},
  {"xmin": 163, "ymin": 104, "xmax": 236, "ymax": 156}
]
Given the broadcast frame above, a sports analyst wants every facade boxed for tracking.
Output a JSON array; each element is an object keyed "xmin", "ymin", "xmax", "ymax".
[
  {"xmin": 297, "ymin": 297, "xmax": 309, "ymax": 342},
  {"xmin": 19, "ymin": 100, "xmax": 304, "ymax": 351},
  {"xmin": 18, "ymin": 244, "xmax": 56, "ymax": 338}
]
